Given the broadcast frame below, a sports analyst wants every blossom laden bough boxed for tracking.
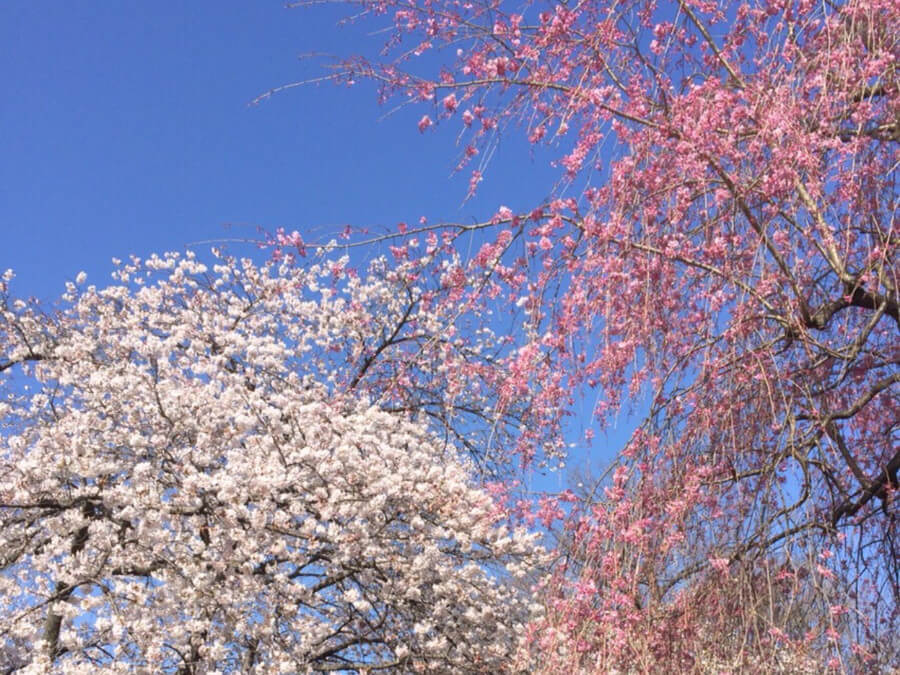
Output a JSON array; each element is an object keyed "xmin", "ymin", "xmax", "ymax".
[
  {"xmin": 0, "ymin": 251, "xmax": 546, "ymax": 673},
  {"xmin": 287, "ymin": 0, "xmax": 899, "ymax": 669}
]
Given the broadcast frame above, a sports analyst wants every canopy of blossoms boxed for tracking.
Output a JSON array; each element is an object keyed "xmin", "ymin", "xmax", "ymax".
[
  {"xmin": 0, "ymin": 252, "xmax": 545, "ymax": 673},
  {"xmin": 279, "ymin": 0, "xmax": 898, "ymax": 670}
]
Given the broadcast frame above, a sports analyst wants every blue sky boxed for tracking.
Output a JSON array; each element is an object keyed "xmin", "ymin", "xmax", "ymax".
[
  {"xmin": 2, "ymin": 1, "xmax": 562, "ymax": 297},
  {"xmin": 2, "ymin": 1, "xmax": 620, "ymax": 490}
]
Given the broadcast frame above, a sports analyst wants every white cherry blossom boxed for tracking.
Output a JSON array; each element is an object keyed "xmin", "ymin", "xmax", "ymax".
[{"xmin": 0, "ymin": 251, "xmax": 545, "ymax": 673}]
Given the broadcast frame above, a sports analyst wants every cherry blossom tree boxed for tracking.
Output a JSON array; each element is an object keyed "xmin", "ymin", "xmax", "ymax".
[
  {"xmin": 0, "ymin": 252, "xmax": 546, "ymax": 673},
  {"xmin": 285, "ymin": 0, "xmax": 898, "ymax": 669}
]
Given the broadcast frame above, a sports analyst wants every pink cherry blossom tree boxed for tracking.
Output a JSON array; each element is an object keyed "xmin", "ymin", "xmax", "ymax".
[
  {"xmin": 0, "ymin": 252, "xmax": 547, "ymax": 673},
  {"xmin": 285, "ymin": 0, "xmax": 898, "ymax": 669}
]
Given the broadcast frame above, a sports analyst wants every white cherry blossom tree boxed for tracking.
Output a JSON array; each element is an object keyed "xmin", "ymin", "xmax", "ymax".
[{"xmin": 0, "ymin": 252, "xmax": 544, "ymax": 674}]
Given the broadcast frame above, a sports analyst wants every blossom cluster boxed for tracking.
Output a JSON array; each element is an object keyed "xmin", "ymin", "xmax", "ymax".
[
  {"xmin": 0, "ymin": 252, "xmax": 546, "ymax": 673},
  {"xmin": 288, "ymin": 0, "xmax": 898, "ymax": 669}
]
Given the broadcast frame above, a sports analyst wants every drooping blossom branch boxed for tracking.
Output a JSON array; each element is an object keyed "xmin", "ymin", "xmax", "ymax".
[{"xmin": 283, "ymin": 0, "xmax": 898, "ymax": 669}]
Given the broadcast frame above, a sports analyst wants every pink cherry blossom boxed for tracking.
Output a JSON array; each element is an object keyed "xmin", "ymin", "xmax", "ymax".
[{"xmin": 285, "ymin": 0, "xmax": 899, "ymax": 669}]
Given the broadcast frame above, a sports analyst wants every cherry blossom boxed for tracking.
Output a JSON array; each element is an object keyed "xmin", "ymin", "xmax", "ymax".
[
  {"xmin": 286, "ymin": 0, "xmax": 898, "ymax": 669},
  {"xmin": 0, "ymin": 251, "xmax": 547, "ymax": 673}
]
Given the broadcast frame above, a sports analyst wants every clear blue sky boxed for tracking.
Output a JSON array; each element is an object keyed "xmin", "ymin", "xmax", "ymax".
[
  {"xmin": 2, "ymin": 1, "xmax": 616, "ymax": 488},
  {"xmin": 2, "ymin": 1, "xmax": 560, "ymax": 298}
]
